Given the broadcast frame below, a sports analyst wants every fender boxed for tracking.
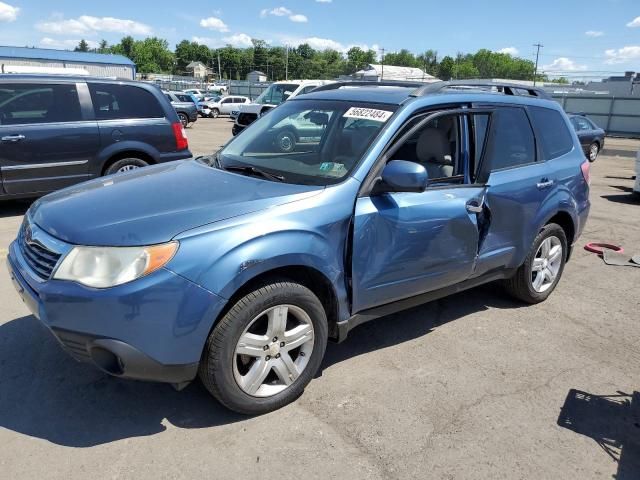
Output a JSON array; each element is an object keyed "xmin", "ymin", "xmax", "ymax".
[{"xmin": 167, "ymin": 183, "xmax": 360, "ymax": 324}]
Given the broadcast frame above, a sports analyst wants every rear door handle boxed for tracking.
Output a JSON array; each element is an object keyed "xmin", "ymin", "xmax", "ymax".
[
  {"xmin": 537, "ymin": 179, "xmax": 554, "ymax": 189},
  {"xmin": 1, "ymin": 135, "xmax": 25, "ymax": 143}
]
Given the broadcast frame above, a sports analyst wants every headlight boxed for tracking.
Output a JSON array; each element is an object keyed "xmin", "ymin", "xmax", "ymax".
[{"xmin": 53, "ymin": 242, "xmax": 178, "ymax": 288}]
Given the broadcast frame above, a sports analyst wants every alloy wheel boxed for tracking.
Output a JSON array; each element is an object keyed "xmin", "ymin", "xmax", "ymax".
[
  {"xmin": 116, "ymin": 164, "xmax": 140, "ymax": 173},
  {"xmin": 531, "ymin": 236, "xmax": 563, "ymax": 293},
  {"xmin": 233, "ymin": 304, "xmax": 314, "ymax": 397}
]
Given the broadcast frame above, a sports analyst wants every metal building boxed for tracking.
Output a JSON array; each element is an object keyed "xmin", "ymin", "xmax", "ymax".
[{"xmin": 0, "ymin": 46, "xmax": 136, "ymax": 79}]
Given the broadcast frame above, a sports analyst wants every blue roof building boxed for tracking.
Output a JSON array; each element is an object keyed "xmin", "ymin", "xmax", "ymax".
[{"xmin": 0, "ymin": 45, "xmax": 136, "ymax": 79}]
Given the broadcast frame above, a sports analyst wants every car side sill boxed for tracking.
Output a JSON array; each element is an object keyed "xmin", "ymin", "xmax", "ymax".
[{"xmin": 335, "ymin": 268, "xmax": 516, "ymax": 343}]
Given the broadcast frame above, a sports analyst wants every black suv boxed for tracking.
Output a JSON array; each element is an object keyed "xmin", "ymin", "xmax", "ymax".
[{"xmin": 0, "ymin": 75, "xmax": 192, "ymax": 199}]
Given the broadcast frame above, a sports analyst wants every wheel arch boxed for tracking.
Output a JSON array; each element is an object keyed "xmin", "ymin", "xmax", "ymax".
[
  {"xmin": 544, "ymin": 210, "xmax": 576, "ymax": 261},
  {"xmin": 214, "ymin": 265, "xmax": 341, "ymax": 342},
  {"xmin": 101, "ymin": 150, "xmax": 156, "ymax": 175}
]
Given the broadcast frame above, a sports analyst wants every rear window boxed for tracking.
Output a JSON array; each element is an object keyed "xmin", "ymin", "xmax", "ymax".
[
  {"xmin": 528, "ymin": 106, "xmax": 574, "ymax": 160},
  {"xmin": 88, "ymin": 83, "xmax": 164, "ymax": 120},
  {"xmin": 0, "ymin": 83, "xmax": 82, "ymax": 125}
]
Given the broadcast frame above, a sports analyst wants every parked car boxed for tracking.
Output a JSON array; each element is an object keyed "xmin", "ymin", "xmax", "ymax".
[
  {"xmin": 232, "ymin": 80, "xmax": 333, "ymax": 135},
  {"xmin": 164, "ymin": 91, "xmax": 199, "ymax": 127},
  {"xmin": 569, "ymin": 113, "xmax": 605, "ymax": 162},
  {"xmin": 207, "ymin": 83, "xmax": 228, "ymax": 95},
  {"xmin": 0, "ymin": 75, "xmax": 191, "ymax": 199},
  {"xmin": 8, "ymin": 81, "xmax": 590, "ymax": 414},
  {"xmin": 183, "ymin": 88, "xmax": 206, "ymax": 101},
  {"xmin": 202, "ymin": 95, "xmax": 250, "ymax": 118}
]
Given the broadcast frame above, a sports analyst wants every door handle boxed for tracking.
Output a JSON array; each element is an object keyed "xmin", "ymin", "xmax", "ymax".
[
  {"xmin": 537, "ymin": 179, "xmax": 554, "ymax": 189},
  {"xmin": 466, "ymin": 199, "xmax": 484, "ymax": 213},
  {"xmin": 1, "ymin": 135, "xmax": 25, "ymax": 143}
]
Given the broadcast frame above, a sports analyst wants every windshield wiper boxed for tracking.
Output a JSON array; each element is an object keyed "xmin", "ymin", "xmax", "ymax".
[{"xmin": 223, "ymin": 164, "xmax": 285, "ymax": 182}]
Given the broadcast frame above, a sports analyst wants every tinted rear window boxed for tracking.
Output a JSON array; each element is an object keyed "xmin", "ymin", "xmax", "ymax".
[
  {"xmin": 88, "ymin": 84, "xmax": 164, "ymax": 120},
  {"xmin": 529, "ymin": 106, "xmax": 574, "ymax": 160},
  {"xmin": 0, "ymin": 83, "xmax": 81, "ymax": 125}
]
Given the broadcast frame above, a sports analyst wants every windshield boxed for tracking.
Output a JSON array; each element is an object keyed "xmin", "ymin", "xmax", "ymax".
[
  {"xmin": 254, "ymin": 83, "xmax": 300, "ymax": 105},
  {"xmin": 218, "ymin": 99, "xmax": 397, "ymax": 186}
]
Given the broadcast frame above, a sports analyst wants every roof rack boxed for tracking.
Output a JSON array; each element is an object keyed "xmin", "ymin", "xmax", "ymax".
[
  {"xmin": 410, "ymin": 80, "xmax": 551, "ymax": 100},
  {"xmin": 312, "ymin": 80, "xmax": 427, "ymax": 92}
]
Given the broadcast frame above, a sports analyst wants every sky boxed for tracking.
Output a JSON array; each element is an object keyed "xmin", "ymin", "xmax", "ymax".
[{"xmin": 0, "ymin": 0, "xmax": 639, "ymax": 80}]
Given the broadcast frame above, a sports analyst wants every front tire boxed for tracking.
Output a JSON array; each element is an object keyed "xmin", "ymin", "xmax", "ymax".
[
  {"xmin": 211, "ymin": 108, "xmax": 220, "ymax": 119},
  {"xmin": 504, "ymin": 223, "xmax": 567, "ymax": 304},
  {"xmin": 178, "ymin": 113, "xmax": 189, "ymax": 128},
  {"xmin": 199, "ymin": 280, "xmax": 328, "ymax": 415}
]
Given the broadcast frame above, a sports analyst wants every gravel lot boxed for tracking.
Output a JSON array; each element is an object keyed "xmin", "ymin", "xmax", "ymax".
[{"xmin": 0, "ymin": 119, "xmax": 638, "ymax": 479}]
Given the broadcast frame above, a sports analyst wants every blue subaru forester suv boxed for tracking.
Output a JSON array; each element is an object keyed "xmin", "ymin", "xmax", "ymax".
[{"xmin": 7, "ymin": 81, "xmax": 590, "ymax": 414}]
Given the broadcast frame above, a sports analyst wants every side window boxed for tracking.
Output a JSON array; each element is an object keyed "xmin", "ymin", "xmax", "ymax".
[
  {"xmin": 89, "ymin": 84, "xmax": 163, "ymax": 120},
  {"xmin": 221, "ymin": 98, "xmax": 231, "ymax": 104},
  {"xmin": 389, "ymin": 114, "xmax": 463, "ymax": 182},
  {"xmin": 0, "ymin": 83, "xmax": 82, "ymax": 125},
  {"xmin": 299, "ymin": 86, "xmax": 317, "ymax": 95},
  {"xmin": 165, "ymin": 94, "xmax": 173, "ymax": 102},
  {"xmin": 528, "ymin": 106, "xmax": 574, "ymax": 160},
  {"xmin": 476, "ymin": 107, "xmax": 535, "ymax": 182}
]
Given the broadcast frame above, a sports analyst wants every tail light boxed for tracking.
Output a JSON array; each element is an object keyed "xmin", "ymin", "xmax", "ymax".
[
  {"xmin": 580, "ymin": 160, "xmax": 591, "ymax": 185},
  {"xmin": 171, "ymin": 122, "xmax": 189, "ymax": 151}
]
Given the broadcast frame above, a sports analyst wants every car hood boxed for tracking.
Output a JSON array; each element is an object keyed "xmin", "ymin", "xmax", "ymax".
[{"xmin": 30, "ymin": 160, "xmax": 323, "ymax": 247}]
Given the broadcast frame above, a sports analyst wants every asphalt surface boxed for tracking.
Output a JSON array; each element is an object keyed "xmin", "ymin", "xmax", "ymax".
[{"xmin": 0, "ymin": 120, "xmax": 638, "ymax": 479}]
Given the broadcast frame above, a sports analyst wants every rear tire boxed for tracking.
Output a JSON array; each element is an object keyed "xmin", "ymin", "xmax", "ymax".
[
  {"xmin": 199, "ymin": 280, "xmax": 328, "ymax": 415},
  {"xmin": 588, "ymin": 142, "xmax": 599, "ymax": 162},
  {"xmin": 104, "ymin": 157, "xmax": 149, "ymax": 175},
  {"xmin": 504, "ymin": 223, "xmax": 567, "ymax": 304}
]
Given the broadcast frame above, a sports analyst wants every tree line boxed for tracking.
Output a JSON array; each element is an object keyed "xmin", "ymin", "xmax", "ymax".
[{"xmin": 74, "ymin": 37, "xmax": 567, "ymax": 83}]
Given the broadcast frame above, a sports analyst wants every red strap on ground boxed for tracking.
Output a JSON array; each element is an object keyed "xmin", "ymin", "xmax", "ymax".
[{"xmin": 584, "ymin": 242, "xmax": 624, "ymax": 255}]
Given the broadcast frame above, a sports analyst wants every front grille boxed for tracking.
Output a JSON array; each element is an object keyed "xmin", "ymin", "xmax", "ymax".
[
  {"xmin": 18, "ymin": 222, "xmax": 62, "ymax": 280},
  {"xmin": 237, "ymin": 112, "xmax": 257, "ymax": 126}
]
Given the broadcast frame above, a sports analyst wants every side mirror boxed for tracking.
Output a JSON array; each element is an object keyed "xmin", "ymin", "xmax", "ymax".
[{"xmin": 379, "ymin": 160, "xmax": 428, "ymax": 193}]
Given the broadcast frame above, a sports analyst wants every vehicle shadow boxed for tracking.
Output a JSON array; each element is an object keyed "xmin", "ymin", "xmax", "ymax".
[
  {"xmin": 0, "ymin": 315, "xmax": 244, "ymax": 448},
  {"xmin": 557, "ymin": 389, "xmax": 640, "ymax": 479},
  {"xmin": 0, "ymin": 200, "xmax": 32, "ymax": 218},
  {"xmin": 602, "ymin": 186, "xmax": 640, "ymax": 205},
  {"xmin": 0, "ymin": 284, "xmax": 522, "ymax": 448},
  {"xmin": 323, "ymin": 284, "xmax": 522, "ymax": 368}
]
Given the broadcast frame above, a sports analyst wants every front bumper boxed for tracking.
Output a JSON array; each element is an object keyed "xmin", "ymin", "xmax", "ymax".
[{"xmin": 7, "ymin": 238, "xmax": 225, "ymax": 384}]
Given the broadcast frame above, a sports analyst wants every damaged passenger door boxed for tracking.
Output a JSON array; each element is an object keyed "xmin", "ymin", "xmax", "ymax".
[{"xmin": 351, "ymin": 109, "xmax": 490, "ymax": 313}]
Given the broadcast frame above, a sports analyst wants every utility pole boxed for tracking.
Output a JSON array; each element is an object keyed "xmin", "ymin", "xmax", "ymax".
[
  {"xmin": 285, "ymin": 45, "xmax": 289, "ymax": 81},
  {"xmin": 533, "ymin": 43, "xmax": 543, "ymax": 86},
  {"xmin": 217, "ymin": 52, "xmax": 222, "ymax": 81},
  {"xmin": 380, "ymin": 47, "xmax": 385, "ymax": 81}
]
